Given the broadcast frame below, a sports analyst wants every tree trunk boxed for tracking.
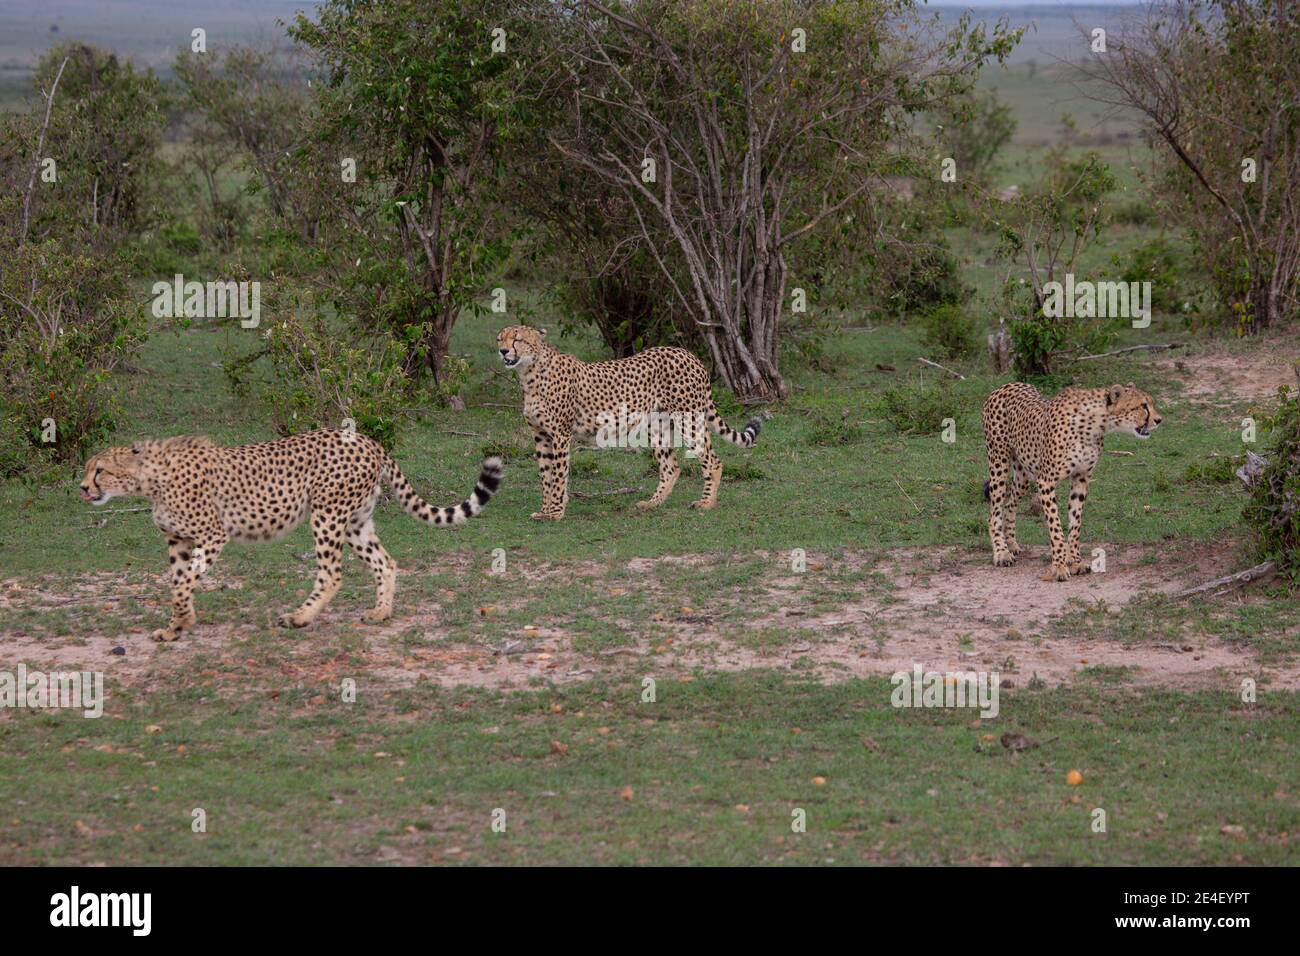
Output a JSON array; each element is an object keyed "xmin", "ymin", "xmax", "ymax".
[
  {"xmin": 425, "ymin": 305, "xmax": 457, "ymax": 392},
  {"xmin": 705, "ymin": 286, "xmax": 788, "ymax": 402},
  {"xmin": 1247, "ymin": 270, "xmax": 1273, "ymax": 333}
]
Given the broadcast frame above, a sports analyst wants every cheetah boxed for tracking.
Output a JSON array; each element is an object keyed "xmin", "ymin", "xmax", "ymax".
[
  {"xmin": 79, "ymin": 430, "xmax": 503, "ymax": 640},
  {"xmin": 496, "ymin": 326, "xmax": 761, "ymax": 519},
  {"xmin": 982, "ymin": 382, "xmax": 1162, "ymax": 581}
]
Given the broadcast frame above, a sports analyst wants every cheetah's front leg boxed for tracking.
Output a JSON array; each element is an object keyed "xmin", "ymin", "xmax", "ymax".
[
  {"xmin": 1036, "ymin": 479, "xmax": 1070, "ymax": 582},
  {"xmin": 1066, "ymin": 474, "xmax": 1091, "ymax": 576},
  {"xmin": 155, "ymin": 533, "xmax": 226, "ymax": 641},
  {"xmin": 986, "ymin": 455, "xmax": 1016, "ymax": 566},
  {"xmin": 531, "ymin": 431, "xmax": 569, "ymax": 520}
]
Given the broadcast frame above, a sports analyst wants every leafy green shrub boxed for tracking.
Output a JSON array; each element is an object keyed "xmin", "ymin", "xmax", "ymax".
[
  {"xmin": 1183, "ymin": 454, "xmax": 1244, "ymax": 485},
  {"xmin": 223, "ymin": 287, "xmax": 416, "ymax": 451},
  {"xmin": 878, "ymin": 377, "xmax": 965, "ymax": 434},
  {"xmin": 930, "ymin": 88, "xmax": 1016, "ymax": 186},
  {"xmin": 28, "ymin": 43, "xmax": 167, "ymax": 241},
  {"xmin": 807, "ymin": 412, "xmax": 862, "ymax": 446},
  {"xmin": 1008, "ymin": 312, "xmax": 1070, "ymax": 380},
  {"xmin": 0, "ymin": 45, "xmax": 160, "ymax": 478},
  {"xmin": 994, "ymin": 151, "xmax": 1118, "ymax": 376},
  {"xmin": 552, "ymin": 249, "xmax": 681, "ymax": 358},
  {"xmin": 919, "ymin": 303, "xmax": 980, "ymax": 359},
  {"xmin": 1243, "ymin": 387, "xmax": 1300, "ymax": 577},
  {"xmin": 1113, "ymin": 237, "xmax": 1201, "ymax": 317},
  {"xmin": 880, "ymin": 245, "xmax": 970, "ymax": 321},
  {"xmin": 0, "ymin": 241, "xmax": 143, "ymax": 476}
]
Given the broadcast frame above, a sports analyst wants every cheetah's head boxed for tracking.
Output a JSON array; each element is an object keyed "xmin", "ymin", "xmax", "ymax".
[
  {"xmin": 1104, "ymin": 383, "xmax": 1163, "ymax": 440},
  {"xmin": 80, "ymin": 445, "xmax": 147, "ymax": 504},
  {"xmin": 497, "ymin": 326, "xmax": 547, "ymax": 371}
]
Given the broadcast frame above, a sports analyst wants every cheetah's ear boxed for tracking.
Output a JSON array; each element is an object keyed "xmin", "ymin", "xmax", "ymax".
[
  {"xmin": 1106, "ymin": 385, "xmax": 1124, "ymax": 407},
  {"xmin": 538, "ymin": 327, "xmax": 547, "ymax": 340}
]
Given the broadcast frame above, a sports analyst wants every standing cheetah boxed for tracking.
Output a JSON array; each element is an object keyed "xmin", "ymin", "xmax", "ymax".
[
  {"xmin": 80, "ymin": 430, "xmax": 502, "ymax": 640},
  {"xmin": 982, "ymin": 382, "xmax": 1162, "ymax": 581},
  {"xmin": 496, "ymin": 326, "xmax": 761, "ymax": 519}
]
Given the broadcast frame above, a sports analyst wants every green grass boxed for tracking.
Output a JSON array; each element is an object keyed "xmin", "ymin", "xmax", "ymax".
[
  {"xmin": 3, "ymin": 671, "xmax": 1296, "ymax": 865},
  {"xmin": 0, "ymin": 303, "xmax": 1250, "ymax": 576},
  {"xmin": 1, "ymin": 23, "xmax": 1295, "ymax": 864},
  {"xmin": 0, "ymin": 298, "xmax": 1288, "ymax": 864}
]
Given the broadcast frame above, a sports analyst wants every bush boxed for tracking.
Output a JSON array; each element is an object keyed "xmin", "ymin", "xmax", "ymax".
[
  {"xmin": 0, "ymin": 45, "xmax": 161, "ymax": 478},
  {"xmin": 880, "ymin": 245, "xmax": 970, "ymax": 321},
  {"xmin": 551, "ymin": 249, "xmax": 680, "ymax": 358},
  {"xmin": 919, "ymin": 304, "xmax": 980, "ymax": 359},
  {"xmin": 1112, "ymin": 237, "xmax": 1202, "ymax": 317},
  {"xmin": 807, "ymin": 412, "xmax": 862, "ymax": 447},
  {"xmin": 0, "ymin": 241, "xmax": 143, "ymax": 476},
  {"xmin": 223, "ymin": 286, "xmax": 417, "ymax": 451},
  {"xmin": 1243, "ymin": 387, "xmax": 1300, "ymax": 578},
  {"xmin": 931, "ymin": 88, "xmax": 1016, "ymax": 185},
  {"xmin": 878, "ymin": 377, "xmax": 965, "ymax": 434},
  {"xmin": 1183, "ymin": 454, "xmax": 1244, "ymax": 485},
  {"xmin": 27, "ymin": 44, "xmax": 167, "ymax": 241}
]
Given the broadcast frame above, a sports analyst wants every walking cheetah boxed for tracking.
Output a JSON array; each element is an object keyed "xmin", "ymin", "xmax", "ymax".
[
  {"xmin": 80, "ymin": 430, "xmax": 502, "ymax": 640},
  {"xmin": 982, "ymin": 382, "xmax": 1162, "ymax": 581},
  {"xmin": 496, "ymin": 326, "xmax": 761, "ymax": 519}
]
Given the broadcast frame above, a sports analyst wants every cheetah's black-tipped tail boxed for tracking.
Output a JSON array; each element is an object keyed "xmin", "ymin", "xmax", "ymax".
[
  {"xmin": 390, "ymin": 457, "xmax": 503, "ymax": 527},
  {"xmin": 709, "ymin": 407, "xmax": 762, "ymax": 448}
]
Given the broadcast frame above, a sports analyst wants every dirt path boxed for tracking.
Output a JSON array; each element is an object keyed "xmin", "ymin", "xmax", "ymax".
[
  {"xmin": 3, "ymin": 540, "xmax": 1294, "ymax": 698},
  {"xmin": 1153, "ymin": 338, "xmax": 1299, "ymax": 404}
]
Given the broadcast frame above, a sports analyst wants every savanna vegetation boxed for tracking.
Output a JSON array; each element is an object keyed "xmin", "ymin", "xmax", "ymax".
[{"xmin": 1, "ymin": 0, "xmax": 1298, "ymax": 866}]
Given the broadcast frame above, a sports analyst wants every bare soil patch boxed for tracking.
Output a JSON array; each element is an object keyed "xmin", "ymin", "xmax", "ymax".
[
  {"xmin": 1154, "ymin": 339, "xmax": 1299, "ymax": 404},
  {"xmin": 3, "ymin": 541, "xmax": 1295, "ymax": 701}
]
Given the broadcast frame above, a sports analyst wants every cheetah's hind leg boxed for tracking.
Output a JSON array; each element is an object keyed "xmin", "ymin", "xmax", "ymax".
[
  {"xmin": 637, "ymin": 415, "xmax": 681, "ymax": 509},
  {"xmin": 347, "ymin": 511, "xmax": 396, "ymax": 623},
  {"xmin": 1004, "ymin": 465, "xmax": 1029, "ymax": 555},
  {"xmin": 280, "ymin": 512, "xmax": 345, "ymax": 628},
  {"xmin": 683, "ymin": 415, "xmax": 722, "ymax": 510}
]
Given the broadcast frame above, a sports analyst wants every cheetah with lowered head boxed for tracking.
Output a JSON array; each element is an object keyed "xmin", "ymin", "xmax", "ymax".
[
  {"xmin": 982, "ymin": 382, "xmax": 1162, "ymax": 581},
  {"xmin": 79, "ymin": 430, "xmax": 502, "ymax": 640},
  {"xmin": 497, "ymin": 326, "xmax": 761, "ymax": 519}
]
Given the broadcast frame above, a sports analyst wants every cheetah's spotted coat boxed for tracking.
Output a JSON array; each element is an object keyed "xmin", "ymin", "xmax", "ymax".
[
  {"xmin": 496, "ymin": 326, "xmax": 761, "ymax": 518},
  {"xmin": 982, "ymin": 382, "xmax": 1162, "ymax": 581},
  {"xmin": 80, "ymin": 430, "xmax": 502, "ymax": 640}
]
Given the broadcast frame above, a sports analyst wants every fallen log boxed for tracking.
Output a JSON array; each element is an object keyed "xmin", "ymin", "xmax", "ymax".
[
  {"xmin": 1072, "ymin": 343, "xmax": 1183, "ymax": 362},
  {"xmin": 917, "ymin": 357, "xmax": 966, "ymax": 380},
  {"xmin": 1172, "ymin": 561, "xmax": 1278, "ymax": 599}
]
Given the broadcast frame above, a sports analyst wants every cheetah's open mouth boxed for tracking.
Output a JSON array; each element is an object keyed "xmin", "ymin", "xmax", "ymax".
[
  {"xmin": 501, "ymin": 355, "xmax": 519, "ymax": 368},
  {"xmin": 1135, "ymin": 425, "xmax": 1151, "ymax": 438},
  {"xmin": 82, "ymin": 489, "xmax": 106, "ymax": 504}
]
